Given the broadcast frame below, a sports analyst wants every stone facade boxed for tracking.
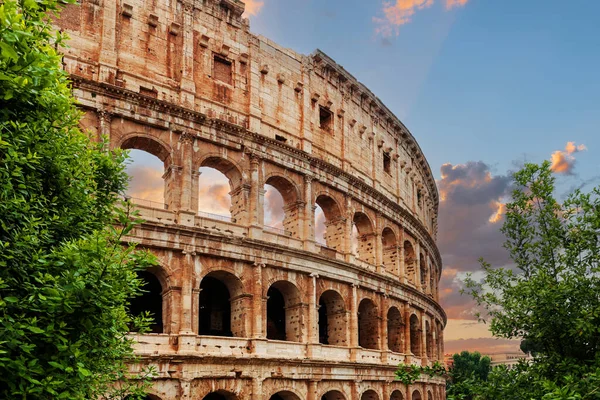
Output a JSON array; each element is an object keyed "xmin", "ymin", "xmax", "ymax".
[{"xmin": 54, "ymin": 0, "xmax": 446, "ymax": 399}]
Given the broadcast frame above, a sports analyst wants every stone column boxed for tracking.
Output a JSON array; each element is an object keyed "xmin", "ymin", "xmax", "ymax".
[
  {"xmin": 375, "ymin": 215, "xmax": 384, "ymax": 272},
  {"xmin": 251, "ymin": 262, "xmax": 264, "ymax": 338},
  {"xmin": 350, "ymin": 283, "xmax": 359, "ymax": 361},
  {"xmin": 97, "ymin": 110, "xmax": 112, "ymax": 144},
  {"xmin": 344, "ymin": 197, "xmax": 354, "ymax": 258},
  {"xmin": 420, "ymin": 310, "xmax": 427, "ymax": 365},
  {"xmin": 179, "ymin": 1, "xmax": 195, "ymax": 107},
  {"xmin": 404, "ymin": 306, "xmax": 412, "ymax": 355},
  {"xmin": 415, "ymin": 243, "xmax": 421, "ymax": 288},
  {"xmin": 380, "ymin": 293, "xmax": 389, "ymax": 363},
  {"xmin": 247, "ymin": 153, "xmax": 263, "ymax": 239},
  {"xmin": 432, "ymin": 320, "xmax": 438, "ymax": 361},
  {"xmin": 97, "ymin": 0, "xmax": 118, "ymax": 83},
  {"xmin": 307, "ymin": 380, "xmax": 318, "ymax": 400},
  {"xmin": 303, "ymin": 175, "xmax": 314, "ymax": 247},
  {"xmin": 251, "ymin": 377, "xmax": 262, "ymax": 400},
  {"xmin": 307, "ymin": 273, "xmax": 318, "ymax": 344}
]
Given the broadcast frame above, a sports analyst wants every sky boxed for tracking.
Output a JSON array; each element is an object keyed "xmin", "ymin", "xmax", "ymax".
[{"xmin": 125, "ymin": 0, "xmax": 600, "ymax": 356}]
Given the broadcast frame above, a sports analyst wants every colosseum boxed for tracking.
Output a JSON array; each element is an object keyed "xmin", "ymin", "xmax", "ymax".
[{"xmin": 55, "ymin": 0, "xmax": 446, "ymax": 399}]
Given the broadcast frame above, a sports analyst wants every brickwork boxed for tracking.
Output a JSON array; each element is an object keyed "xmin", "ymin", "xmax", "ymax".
[{"xmin": 54, "ymin": 0, "xmax": 446, "ymax": 398}]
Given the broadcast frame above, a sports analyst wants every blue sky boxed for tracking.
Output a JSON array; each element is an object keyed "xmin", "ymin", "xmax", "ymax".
[{"xmin": 249, "ymin": 0, "xmax": 600, "ymax": 181}]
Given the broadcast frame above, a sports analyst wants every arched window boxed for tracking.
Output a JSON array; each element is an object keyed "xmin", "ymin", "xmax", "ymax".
[
  {"xmin": 426, "ymin": 321, "xmax": 433, "ymax": 358},
  {"xmin": 196, "ymin": 157, "xmax": 243, "ymax": 222},
  {"xmin": 266, "ymin": 281, "xmax": 302, "ymax": 342},
  {"xmin": 390, "ymin": 390, "xmax": 404, "ymax": 400},
  {"xmin": 321, "ymin": 391, "xmax": 346, "ymax": 400},
  {"xmin": 358, "ymin": 298, "xmax": 379, "ymax": 349},
  {"xmin": 353, "ymin": 212, "xmax": 375, "ymax": 264},
  {"xmin": 122, "ymin": 136, "xmax": 171, "ymax": 208},
  {"xmin": 198, "ymin": 271, "xmax": 246, "ymax": 337},
  {"xmin": 427, "ymin": 391, "xmax": 433, "ymax": 400},
  {"xmin": 264, "ymin": 176, "xmax": 299, "ymax": 238},
  {"xmin": 411, "ymin": 390, "xmax": 422, "ymax": 400},
  {"xmin": 419, "ymin": 253, "xmax": 427, "ymax": 290},
  {"xmin": 410, "ymin": 314, "xmax": 421, "ymax": 356},
  {"xmin": 403, "ymin": 241, "xmax": 416, "ymax": 284},
  {"xmin": 125, "ymin": 149, "xmax": 165, "ymax": 208},
  {"xmin": 318, "ymin": 290, "xmax": 347, "ymax": 346},
  {"xmin": 269, "ymin": 391, "xmax": 301, "ymax": 400},
  {"xmin": 387, "ymin": 307, "xmax": 403, "ymax": 353},
  {"xmin": 129, "ymin": 271, "xmax": 163, "ymax": 333},
  {"xmin": 382, "ymin": 227, "xmax": 398, "ymax": 273},
  {"xmin": 203, "ymin": 391, "xmax": 237, "ymax": 400},
  {"xmin": 314, "ymin": 194, "xmax": 343, "ymax": 251},
  {"xmin": 361, "ymin": 390, "xmax": 379, "ymax": 400}
]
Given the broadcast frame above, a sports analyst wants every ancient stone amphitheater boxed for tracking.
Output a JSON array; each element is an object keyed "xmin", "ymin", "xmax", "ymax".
[{"xmin": 55, "ymin": 0, "xmax": 446, "ymax": 399}]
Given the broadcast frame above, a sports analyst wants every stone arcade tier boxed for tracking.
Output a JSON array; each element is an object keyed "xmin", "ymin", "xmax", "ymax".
[{"xmin": 54, "ymin": 0, "xmax": 447, "ymax": 398}]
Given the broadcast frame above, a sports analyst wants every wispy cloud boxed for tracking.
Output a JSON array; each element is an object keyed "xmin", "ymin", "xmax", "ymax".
[
  {"xmin": 374, "ymin": 0, "xmax": 470, "ymax": 37},
  {"xmin": 550, "ymin": 141, "xmax": 587, "ymax": 175},
  {"xmin": 242, "ymin": 0, "xmax": 264, "ymax": 17}
]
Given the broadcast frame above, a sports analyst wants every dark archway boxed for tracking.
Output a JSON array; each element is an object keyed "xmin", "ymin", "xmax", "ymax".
[
  {"xmin": 318, "ymin": 290, "xmax": 347, "ymax": 346},
  {"xmin": 199, "ymin": 276, "xmax": 231, "ymax": 336},
  {"xmin": 387, "ymin": 306, "xmax": 403, "ymax": 353},
  {"xmin": 202, "ymin": 391, "xmax": 237, "ymax": 400},
  {"xmin": 266, "ymin": 281, "xmax": 302, "ymax": 342},
  {"xmin": 411, "ymin": 390, "xmax": 422, "ymax": 400},
  {"xmin": 390, "ymin": 390, "xmax": 404, "ymax": 400},
  {"xmin": 361, "ymin": 390, "xmax": 379, "ymax": 400},
  {"xmin": 129, "ymin": 271, "xmax": 163, "ymax": 333},
  {"xmin": 358, "ymin": 298, "xmax": 379, "ymax": 349},
  {"xmin": 410, "ymin": 314, "xmax": 421, "ymax": 355},
  {"xmin": 321, "ymin": 390, "xmax": 346, "ymax": 400},
  {"xmin": 269, "ymin": 391, "xmax": 301, "ymax": 400}
]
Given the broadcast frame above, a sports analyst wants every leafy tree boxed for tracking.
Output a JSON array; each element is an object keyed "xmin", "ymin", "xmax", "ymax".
[
  {"xmin": 0, "ymin": 0, "xmax": 155, "ymax": 398},
  {"xmin": 463, "ymin": 161, "xmax": 600, "ymax": 399},
  {"xmin": 446, "ymin": 351, "xmax": 491, "ymax": 400}
]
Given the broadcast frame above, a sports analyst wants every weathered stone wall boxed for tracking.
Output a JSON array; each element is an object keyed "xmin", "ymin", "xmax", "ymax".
[{"xmin": 55, "ymin": 0, "xmax": 446, "ymax": 399}]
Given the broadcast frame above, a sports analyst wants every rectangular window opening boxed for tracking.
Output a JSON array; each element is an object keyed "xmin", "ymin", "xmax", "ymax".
[
  {"xmin": 213, "ymin": 55, "xmax": 232, "ymax": 85},
  {"xmin": 319, "ymin": 106, "xmax": 333, "ymax": 133},
  {"xmin": 275, "ymin": 134, "xmax": 287, "ymax": 143},
  {"xmin": 383, "ymin": 152, "xmax": 391, "ymax": 174}
]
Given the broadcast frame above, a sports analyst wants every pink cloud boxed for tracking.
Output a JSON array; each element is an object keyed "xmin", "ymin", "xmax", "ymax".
[
  {"xmin": 242, "ymin": 0, "xmax": 264, "ymax": 17},
  {"xmin": 550, "ymin": 141, "xmax": 587, "ymax": 175},
  {"xmin": 374, "ymin": 0, "xmax": 470, "ymax": 37}
]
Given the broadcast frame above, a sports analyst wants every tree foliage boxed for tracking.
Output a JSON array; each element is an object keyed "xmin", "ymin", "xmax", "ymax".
[
  {"xmin": 446, "ymin": 351, "xmax": 491, "ymax": 400},
  {"xmin": 462, "ymin": 161, "xmax": 600, "ymax": 399},
  {"xmin": 0, "ymin": 0, "xmax": 155, "ymax": 398}
]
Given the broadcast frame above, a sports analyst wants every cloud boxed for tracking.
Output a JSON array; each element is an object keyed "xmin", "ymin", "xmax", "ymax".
[
  {"xmin": 242, "ymin": 0, "xmax": 264, "ymax": 17},
  {"xmin": 550, "ymin": 141, "xmax": 587, "ymax": 175},
  {"xmin": 264, "ymin": 184, "xmax": 285, "ymax": 229},
  {"xmin": 374, "ymin": 0, "xmax": 469, "ymax": 37},
  {"xmin": 198, "ymin": 183, "xmax": 231, "ymax": 215},
  {"xmin": 438, "ymin": 161, "xmax": 513, "ymax": 273},
  {"xmin": 125, "ymin": 165, "xmax": 164, "ymax": 204}
]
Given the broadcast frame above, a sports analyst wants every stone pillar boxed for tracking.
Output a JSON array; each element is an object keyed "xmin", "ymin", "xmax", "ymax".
[
  {"xmin": 380, "ymin": 293, "xmax": 389, "ymax": 363},
  {"xmin": 179, "ymin": 2, "xmax": 195, "ymax": 107},
  {"xmin": 307, "ymin": 273, "xmax": 318, "ymax": 344},
  {"xmin": 344, "ymin": 198, "xmax": 354, "ymax": 258},
  {"xmin": 97, "ymin": 0, "xmax": 118, "ymax": 83},
  {"xmin": 420, "ymin": 310, "xmax": 427, "ymax": 365},
  {"xmin": 179, "ymin": 251, "xmax": 195, "ymax": 334},
  {"xmin": 404, "ymin": 306, "xmax": 412, "ymax": 355},
  {"xmin": 251, "ymin": 262, "xmax": 264, "ymax": 338},
  {"xmin": 307, "ymin": 380, "xmax": 318, "ymax": 400},
  {"xmin": 97, "ymin": 110, "xmax": 112, "ymax": 144},
  {"xmin": 180, "ymin": 379, "xmax": 192, "ymax": 400},
  {"xmin": 303, "ymin": 175, "xmax": 314, "ymax": 247},
  {"xmin": 350, "ymin": 283, "xmax": 359, "ymax": 360},
  {"xmin": 415, "ymin": 243, "xmax": 421, "ymax": 288},
  {"xmin": 375, "ymin": 216, "xmax": 384, "ymax": 273},
  {"xmin": 247, "ymin": 153, "xmax": 263, "ymax": 239},
  {"xmin": 177, "ymin": 132, "xmax": 194, "ymax": 212},
  {"xmin": 432, "ymin": 320, "xmax": 438, "ymax": 361},
  {"xmin": 251, "ymin": 377, "xmax": 262, "ymax": 400}
]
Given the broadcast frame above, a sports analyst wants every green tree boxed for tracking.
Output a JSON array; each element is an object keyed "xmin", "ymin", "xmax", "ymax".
[
  {"xmin": 0, "ymin": 0, "xmax": 155, "ymax": 398},
  {"xmin": 446, "ymin": 351, "xmax": 491, "ymax": 400},
  {"xmin": 464, "ymin": 161, "xmax": 600, "ymax": 399}
]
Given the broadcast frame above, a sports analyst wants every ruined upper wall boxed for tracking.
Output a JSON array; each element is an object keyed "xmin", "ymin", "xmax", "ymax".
[{"xmin": 55, "ymin": 0, "xmax": 439, "ymax": 235}]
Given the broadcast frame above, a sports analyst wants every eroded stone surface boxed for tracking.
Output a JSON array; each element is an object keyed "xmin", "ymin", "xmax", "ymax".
[{"xmin": 55, "ymin": 0, "xmax": 446, "ymax": 399}]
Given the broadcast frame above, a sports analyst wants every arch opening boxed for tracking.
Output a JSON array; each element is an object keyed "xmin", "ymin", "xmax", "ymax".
[
  {"xmin": 269, "ymin": 391, "xmax": 301, "ymax": 400},
  {"xmin": 390, "ymin": 390, "xmax": 404, "ymax": 400},
  {"xmin": 420, "ymin": 253, "xmax": 427, "ymax": 291},
  {"xmin": 403, "ymin": 241, "xmax": 416, "ymax": 285},
  {"xmin": 382, "ymin": 227, "xmax": 398, "ymax": 273},
  {"xmin": 321, "ymin": 390, "xmax": 346, "ymax": 400},
  {"xmin": 410, "ymin": 314, "xmax": 421, "ymax": 356},
  {"xmin": 129, "ymin": 271, "xmax": 163, "ymax": 333},
  {"xmin": 125, "ymin": 149, "xmax": 166, "ymax": 208},
  {"xmin": 387, "ymin": 306, "xmax": 404, "ymax": 353},
  {"xmin": 411, "ymin": 390, "xmax": 422, "ymax": 400},
  {"xmin": 361, "ymin": 390, "xmax": 379, "ymax": 400},
  {"xmin": 318, "ymin": 290, "xmax": 347, "ymax": 346},
  {"xmin": 426, "ymin": 321, "xmax": 433, "ymax": 358},
  {"xmin": 315, "ymin": 194, "xmax": 343, "ymax": 251},
  {"xmin": 198, "ymin": 271, "xmax": 246, "ymax": 337},
  {"xmin": 197, "ymin": 157, "xmax": 244, "ymax": 222},
  {"xmin": 266, "ymin": 281, "xmax": 302, "ymax": 342},
  {"xmin": 358, "ymin": 298, "xmax": 379, "ymax": 349},
  {"xmin": 353, "ymin": 212, "xmax": 375, "ymax": 264},
  {"xmin": 264, "ymin": 176, "xmax": 299, "ymax": 238},
  {"xmin": 202, "ymin": 391, "xmax": 237, "ymax": 400}
]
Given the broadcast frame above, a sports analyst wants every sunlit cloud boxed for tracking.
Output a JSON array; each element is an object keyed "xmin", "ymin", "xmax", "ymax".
[
  {"xmin": 242, "ymin": 0, "xmax": 264, "ymax": 17},
  {"xmin": 445, "ymin": 337, "xmax": 521, "ymax": 355},
  {"xmin": 264, "ymin": 184, "xmax": 284, "ymax": 229},
  {"xmin": 374, "ymin": 0, "xmax": 470, "ymax": 37},
  {"xmin": 315, "ymin": 206, "xmax": 327, "ymax": 245},
  {"xmin": 198, "ymin": 167, "xmax": 231, "ymax": 216},
  {"xmin": 550, "ymin": 141, "xmax": 587, "ymax": 175}
]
